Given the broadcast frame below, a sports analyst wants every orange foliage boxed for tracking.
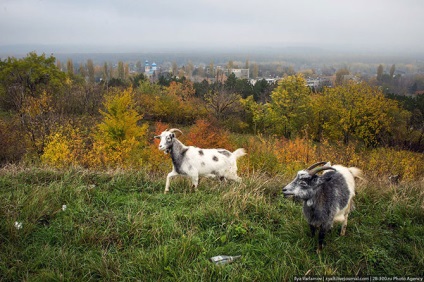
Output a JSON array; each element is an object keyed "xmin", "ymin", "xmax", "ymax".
[
  {"xmin": 166, "ymin": 80, "xmax": 195, "ymax": 101},
  {"xmin": 186, "ymin": 119, "xmax": 233, "ymax": 150},
  {"xmin": 276, "ymin": 137, "xmax": 315, "ymax": 167}
]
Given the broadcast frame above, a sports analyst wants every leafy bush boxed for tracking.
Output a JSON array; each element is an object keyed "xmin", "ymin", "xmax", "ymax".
[
  {"xmin": 89, "ymin": 88, "xmax": 148, "ymax": 169},
  {"xmin": 185, "ymin": 119, "xmax": 233, "ymax": 150},
  {"xmin": 41, "ymin": 124, "xmax": 89, "ymax": 168},
  {"xmin": 0, "ymin": 118, "xmax": 27, "ymax": 164}
]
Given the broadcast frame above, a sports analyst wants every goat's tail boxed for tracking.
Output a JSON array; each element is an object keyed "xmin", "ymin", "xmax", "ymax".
[
  {"xmin": 348, "ymin": 167, "xmax": 365, "ymax": 181},
  {"xmin": 233, "ymin": 148, "xmax": 247, "ymax": 159}
]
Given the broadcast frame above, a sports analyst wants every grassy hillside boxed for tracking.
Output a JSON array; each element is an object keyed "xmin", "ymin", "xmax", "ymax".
[{"xmin": 0, "ymin": 166, "xmax": 423, "ymax": 281}]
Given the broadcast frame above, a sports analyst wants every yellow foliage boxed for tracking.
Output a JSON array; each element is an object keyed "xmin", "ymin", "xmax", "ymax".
[
  {"xmin": 241, "ymin": 135, "xmax": 280, "ymax": 175},
  {"xmin": 90, "ymin": 88, "xmax": 148, "ymax": 169},
  {"xmin": 41, "ymin": 125, "xmax": 87, "ymax": 168},
  {"xmin": 363, "ymin": 148, "xmax": 424, "ymax": 180}
]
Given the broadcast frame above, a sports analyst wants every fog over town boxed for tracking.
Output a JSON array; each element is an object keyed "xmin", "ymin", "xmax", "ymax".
[{"xmin": 1, "ymin": 0, "xmax": 424, "ymax": 55}]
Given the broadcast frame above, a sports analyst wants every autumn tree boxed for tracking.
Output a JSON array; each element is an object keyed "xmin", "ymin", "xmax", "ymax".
[
  {"xmin": 87, "ymin": 59, "xmax": 95, "ymax": 84},
  {"xmin": 78, "ymin": 63, "xmax": 87, "ymax": 78},
  {"xmin": 240, "ymin": 95, "xmax": 266, "ymax": 134},
  {"xmin": 0, "ymin": 52, "xmax": 65, "ymax": 111},
  {"xmin": 227, "ymin": 60, "xmax": 234, "ymax": 71},
  {"xmin": 185, "ymin": 61, "xmax": 194, "ymax": 78},
  {"xmin": 136, "ymin": 80, "xmax": 204, "ymax": 124},
  {"xmin": 264, "ymin": 74, "xmax": 311, "ymax": 137},
  {"xmin": 208, "ymin": 61, "xmax": 215, "ymax": 78},
  {"xmin": 310, "ymin": 82, "xmax": 407, "ymax": 146},
  {"xmin": 390, "ymin": 64, "xmax": 396, "ymax": 79},
  {"xmin": 335, "ymin": 67, "xmax": 350, "ymax": 86},
  {"xmin": 377, "ymin": 64, "xmax": 384, "ymax": 81},
  {"xmin": 90, "ymin": 88, "xmax": 148, "ymax": 168},
  {"xmin": 136, "ymin": 61, "xmax": 143, "ymax": 73},
  {"xmin": 67, "ymin": 59, "xmax": 74, "ymax": 77},
  {"xmin": 56, "ymin": 60, "xmax": 62, "ymax": 71},
  {"xmin": 108, "ymin": 62, "xmax": 114, "ymax": 80},
  {"xmin": 252, "ymin": 63, "xmax": 259, "ymax": 79},
  {"xmin": 253, "ymin": 78, "xmax": 275, "ymax": 103},
  {"xmin": 19, "ymin": 92, "xmax": 57, "ymax": 155},
  {"xmin": 166, "ymin": 79, "xmax": 195, "ymax": 101},
  {"xmin": 241, "ymin": 74, "xmax": 311, "ymax": 137},
  {"xmin": 204, "ymin": 88, "xmax": 241, "ymax": 121},
  {"xmin": 118, "ymin": 61, "xmax": 125, "ymax": 81},
  {"xmin": 172, "ymin": 62, "xmax": 178, "ymax": 76},
  {"xmin": 102, "ymin": 62, "xmax": 109, "ymax": 83}
]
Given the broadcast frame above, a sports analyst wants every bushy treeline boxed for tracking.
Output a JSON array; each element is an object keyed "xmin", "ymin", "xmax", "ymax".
[{"xmin": 1, "ymin": 53, "xmax": 423, "ymax": 178}]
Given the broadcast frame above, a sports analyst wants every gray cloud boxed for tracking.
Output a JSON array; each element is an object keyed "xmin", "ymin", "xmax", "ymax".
[{"xmin": 1, "ymin": 0, "xmax": 423, "ymax": 53}]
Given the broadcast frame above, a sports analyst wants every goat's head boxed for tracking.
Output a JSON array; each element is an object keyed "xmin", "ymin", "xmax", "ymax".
[
  {"xmin": 154, "ymin": 128, "xmax": 183, "ymax": 153},
  {"xmin": 282, "ymin": 162, "xmax": 335, "ymax": 200}
]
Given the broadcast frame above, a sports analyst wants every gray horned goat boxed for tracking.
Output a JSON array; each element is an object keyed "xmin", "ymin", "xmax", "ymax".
[
  {"xmin": 282, "ymin": 162, "xmax": 363, "ymax": 252},
  {"xmin": 154, "ymin": 128, "xmax": 246, "ymax": 194}
]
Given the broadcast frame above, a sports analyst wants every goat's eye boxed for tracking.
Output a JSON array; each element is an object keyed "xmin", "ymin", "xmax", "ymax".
[{"xmin": 299, "ymin": 181, "xmax": 308, "ymax": 187}]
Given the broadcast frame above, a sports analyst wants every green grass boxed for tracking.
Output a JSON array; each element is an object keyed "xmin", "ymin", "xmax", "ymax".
[{"xmin": 0, "ymin": 166, "xmax": 423, "ymax": 281}]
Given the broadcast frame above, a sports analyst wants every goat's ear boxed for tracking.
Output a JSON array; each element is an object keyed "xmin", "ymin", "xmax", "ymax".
[
  {"xmin": 314, "ymin": 174, "xmax": 333, "ymax": 187},
  {"xmin": 154, "ymin": 135, "xmax": 160, "ymax": 139}
]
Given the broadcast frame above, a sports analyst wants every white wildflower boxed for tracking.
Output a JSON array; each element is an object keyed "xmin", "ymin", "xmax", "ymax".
[
  {"xmin": 14, "ymin": 221, "xmax": 23, "ymax": 230},
  {"xmin": 62, "ymin": 204, "xmax": 67, "ymax": 211}
]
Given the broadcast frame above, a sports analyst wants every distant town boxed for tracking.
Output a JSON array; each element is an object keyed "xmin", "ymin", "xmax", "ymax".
[{"xmin": 2, "ymin": 49, "xmax": 424, "ymax": 95}]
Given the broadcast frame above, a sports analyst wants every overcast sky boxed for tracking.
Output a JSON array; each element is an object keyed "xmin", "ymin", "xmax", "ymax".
[{"xmin": 1, "ymin": 0, "xmax": 423, "ymax": 54}]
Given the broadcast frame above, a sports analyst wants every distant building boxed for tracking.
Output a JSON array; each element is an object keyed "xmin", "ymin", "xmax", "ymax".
[
  {"xmin": 249, "ymin": 78, "xmax": 279, "ymax": 85},
  {"xmin": 342, "ymin": 74, "xmax": 360, "ymax": 83},
  {"xmin": 306, "ymin": 78, "xmax": 320, "ymax": 88},
  {"xmin": 144, "ymin": 60, "xmax": 157, "ymax": 77},
  {"xmin": 306, "ymin": 77, "xmax": 333, "ymax": 90},
  {"xmin": 230, "ymin": 68, "xmax": 250, "ymax": 79}
]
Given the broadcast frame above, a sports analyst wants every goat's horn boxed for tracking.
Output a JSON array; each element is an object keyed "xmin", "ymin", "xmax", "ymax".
[
  {"xmin": 309, "ymin": 166, "xmax": 336, "ymax": 176},
  {"xmin": 306, "ymin": 162, "xmax": 329, "ymax": 171},
  {"xmin": 168, "ymin": 128, "xmax": 183, "ymax": 136}
]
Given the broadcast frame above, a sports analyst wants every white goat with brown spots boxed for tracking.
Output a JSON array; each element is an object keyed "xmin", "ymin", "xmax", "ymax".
[{"xmin": 154, "ymin": 128, "xmax": 246, "ymax": 194}]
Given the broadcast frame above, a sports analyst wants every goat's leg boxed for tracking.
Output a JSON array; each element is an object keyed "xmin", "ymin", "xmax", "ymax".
[
  {"xmin": 165, "ymin": 171, "xmax": 179, "ymax": 194},
  {"xmin": 223, "ymin": 171, "xmax": 242, "ymax": 183},
  {"xmin": 317, "ymin": 228, "xmax": 326, "ymax": 253},
  {"xmin": 341, "ymin": 201, "xmax": 352, "ymax": 236},
  {"xmin": 310, "ymin": 224, "xmax": 316, "ymax": 237},
  {"xmin": 317, "ymin": 223, "xmax": 331, "ymax": 253},
  {"xmin": 190, "ymin": 174, "xmax": 199, "ymax": 192}
]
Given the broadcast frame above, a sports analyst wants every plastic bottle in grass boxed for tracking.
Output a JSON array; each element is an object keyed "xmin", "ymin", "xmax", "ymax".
[{"xmin": 210, "ymin": 255, "xmax": 241, "ymax": 265}]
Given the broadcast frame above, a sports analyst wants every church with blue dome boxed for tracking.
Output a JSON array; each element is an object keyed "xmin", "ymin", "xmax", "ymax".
[{"xmin": 144, "ymin": 60, "xmax": 157, "ymax": 77}]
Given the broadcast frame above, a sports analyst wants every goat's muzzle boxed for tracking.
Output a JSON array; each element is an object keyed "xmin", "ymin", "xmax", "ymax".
[{"xmin": 282, "ymin": 187, "xmax": 294, "ymax": 198}]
